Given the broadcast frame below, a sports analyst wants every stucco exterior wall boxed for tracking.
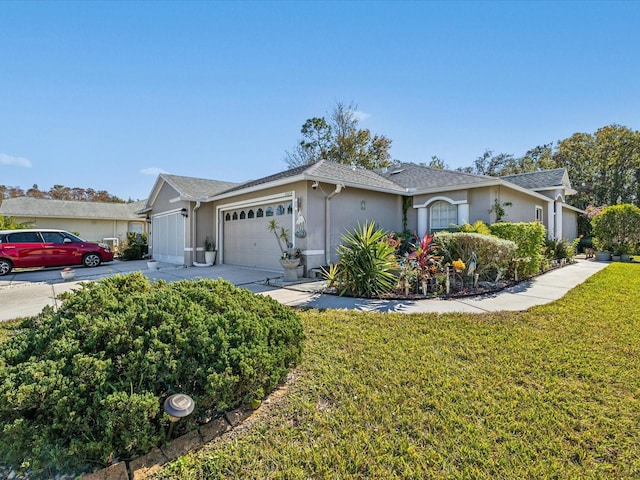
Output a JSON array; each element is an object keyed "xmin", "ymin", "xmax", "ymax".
[
  {"xmin": 192, "ymin": 203, "xmax": 215, "ymax": 264},
  {"xmin": 493, "ymin": 187, "xmax": 546, "ymax": 224},
  {"xmin": 562, "ymin": 208, "xmax": 579, "ymax": 241},
  {"xmin": 467, "ymin": 187, "xmax": 492, "ymax": 224},
  {"xmin": 326, "ymin": 188, "xmax": 403, "ymax": 264}
]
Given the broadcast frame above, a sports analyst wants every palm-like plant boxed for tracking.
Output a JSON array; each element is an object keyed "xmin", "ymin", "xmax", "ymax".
[{"xmin": 332, "ymin": 221, "xmax": 398, "ymax": 298}]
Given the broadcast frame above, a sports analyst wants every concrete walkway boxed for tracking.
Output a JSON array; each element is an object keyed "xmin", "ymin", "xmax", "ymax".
[{"xmin": 0, "ymin": 258, "xmax": 610, "ymax": 322}]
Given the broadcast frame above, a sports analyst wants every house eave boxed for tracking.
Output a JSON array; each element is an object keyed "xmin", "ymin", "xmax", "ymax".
[{"xmin": 205, "ymin": 173, "xmax": 406, "ymax": 202}]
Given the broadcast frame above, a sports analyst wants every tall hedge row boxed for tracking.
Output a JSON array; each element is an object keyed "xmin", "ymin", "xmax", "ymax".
[
  {"xmin": 489, "ymin": 222, "xmax": 546, "ymax": 278},
  {"xmin": 0, "ymin": 273, "xmax": 304, "ymax": 473},
  {"xmin": 434, "ymin": 232, "xmax": 517, "ymax": 281}
]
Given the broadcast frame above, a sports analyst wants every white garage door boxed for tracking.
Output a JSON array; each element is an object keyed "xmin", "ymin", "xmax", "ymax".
[
  {"xmin": 151, "ymin": 213, "xmax": 185, "ymax": 265},
  {"xmin": 223, "ymin": 201, "xmax": 293, "ymax": 269}
]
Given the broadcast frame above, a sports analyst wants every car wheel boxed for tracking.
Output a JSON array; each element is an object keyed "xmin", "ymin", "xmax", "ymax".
[
  {"xmin": 83, "ymin": 253, "xmax": 102, "ymax": 268},
  {"xmin": 0, "ymin": 259, "xmax": 13, "ymax": 276}
]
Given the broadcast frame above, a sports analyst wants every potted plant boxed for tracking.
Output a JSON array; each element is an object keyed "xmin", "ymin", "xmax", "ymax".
[
  {"xmin": 204, "ymin": 237, "xmax": 217, "ymax": 265},
  {"xmin": 147, "ymin": 258, "xmax": 159, "ymax": 270},
  {"xmin": 60, "ymin": 267, "xmax": 75, "ymax": 281},
  {"xmin": 268, "ymin": 219, "xmax": 301, "ymax": 281}
]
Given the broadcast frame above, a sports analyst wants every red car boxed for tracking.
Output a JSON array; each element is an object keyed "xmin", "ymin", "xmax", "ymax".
[{"xmin": 0, "ymin": 229, "xmax": 114, "ymax": 276}]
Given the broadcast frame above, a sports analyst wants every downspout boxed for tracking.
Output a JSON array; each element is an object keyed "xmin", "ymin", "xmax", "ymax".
[{"xmin": 324, "ymin": 183, "xmax": 344, "ymax": 266}]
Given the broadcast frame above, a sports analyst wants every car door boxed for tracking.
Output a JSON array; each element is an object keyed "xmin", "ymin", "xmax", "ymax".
[
  {"xmin": 4, "ymin": 231, "xmax": 46, "ymax": 268},
  {"xmin": 40, "ymin": 231, "xmax": 78, "ymax": 266}
]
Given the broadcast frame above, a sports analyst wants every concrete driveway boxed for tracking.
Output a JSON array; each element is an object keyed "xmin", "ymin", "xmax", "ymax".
[
  {"xmin": 0, "ymin": 258, "xmax": 610, "ymax": 322},
  {"xmin": 0, "ymin": 259, "xmax": 293, "ymax": 322}
]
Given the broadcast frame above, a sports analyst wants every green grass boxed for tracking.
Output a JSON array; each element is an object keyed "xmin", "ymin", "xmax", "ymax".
[{"xmin": 153, "ymin": 263, "xmax": 640, "ymax": 479}]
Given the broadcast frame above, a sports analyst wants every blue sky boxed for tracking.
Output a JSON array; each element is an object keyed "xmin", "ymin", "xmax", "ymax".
[{"xmin": 1, "ymin": 1, "xmax": 639, "ymax": 201}]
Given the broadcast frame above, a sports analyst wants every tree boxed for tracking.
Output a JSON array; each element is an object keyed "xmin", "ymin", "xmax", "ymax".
[
  {"xmin": 0, "ymin": 184, "xmax": 126, "ymax": 203},
  {"xmin": 425, "ymin": 155, "xmax": 446, "ymax": 170},
  {"xmin": 457, "ymin": 124, "xmax": 640, "ymax": 211},
  {"xmin": 551, "ymin": 125, "xmax": 640, "ymax": 210},
  {"xmin": 284, "ymin": 101, "xmax": 393, "ymax": 170},
  {"xmin": 471, "ymin": 150, "xmax": 516, "ymax": 176}
]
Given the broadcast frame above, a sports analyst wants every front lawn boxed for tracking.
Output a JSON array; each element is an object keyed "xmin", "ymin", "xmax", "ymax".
[{"xmin": 154, "ymin": 262, "xmax": 640, "ymax": 479}]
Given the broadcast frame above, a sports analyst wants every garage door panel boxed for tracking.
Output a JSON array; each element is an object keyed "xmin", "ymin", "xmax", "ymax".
[{"xmin": 223, "ymin": 202, "xmax": 292, "ymax": 269}]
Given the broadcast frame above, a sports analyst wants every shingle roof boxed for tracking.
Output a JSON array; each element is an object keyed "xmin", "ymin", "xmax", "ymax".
[
  {"xmin": 306, "ymin": 160, "xmax": 405, "ymax": 191},
  {"xmin": 161, "ymin": 174, "xmax": 240, "ymax": 198},
  {"xmin": 220, "ymin": 160, "xmax": 405, "ymax": 194},
  {"xmin": 501, "ymin": 169, "xmax": 568, "ymax": 190},
  {"xmin": 220, "ymin": 164, "xmax": 310, "ymax": 193},
  {"xmin": 0, "ymin": 197, "xmax": 147, "ymax": 220},
  {"xmin": 376, "ymin": 162, "xmax": 496, "ymax": 190}
]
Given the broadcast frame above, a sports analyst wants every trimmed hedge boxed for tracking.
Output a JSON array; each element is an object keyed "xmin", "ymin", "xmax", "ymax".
[
  {"xmin": 434, "ymin": 232, "xmax": 517, "ymax": 281},
  {"xmin": 0, "ymin": 273, "xmax": 303, "ymax": 473},
  {"xmin": 489, "ymin": 222, "xmax": 546, "ymax": 278}
]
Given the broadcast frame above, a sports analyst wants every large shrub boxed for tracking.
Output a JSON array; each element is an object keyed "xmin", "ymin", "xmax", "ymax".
[
  {"xmin": 328, "ymin": 221, "xmax": 398, "ymax": 298},
  {"xmin": 489, "ymin": 222, "xmax": 546, "ymax": 278},
  {"xmin": 0, "ymin": 273, "xmax": 303, "ymax": 473},
  {"xmin": 591, "ymin": 203, "xmax": 640, "ymax": 254},
  {"xmin": 434, "ymin": 232, "xmax": 517, "ymax": 281}
]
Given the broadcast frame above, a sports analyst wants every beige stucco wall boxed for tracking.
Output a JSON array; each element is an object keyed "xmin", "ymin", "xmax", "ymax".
[
  {"xmin": 497, "ymin": 187, "xmax": 545, "ymax": 224},
  {"xmin": 208, "ymin": 181, "xmax": 405, "ymax": 271},
  {"xmin": 192, "ymin": 203, "xmax": 215, "ymax": 264},
  {"xmin": 467, "ymin": 187, "xmax": 492, "ymax": 224},
  {"xmin": 562, "ymin": 208, "xmax": 579, "ymax": 241}
]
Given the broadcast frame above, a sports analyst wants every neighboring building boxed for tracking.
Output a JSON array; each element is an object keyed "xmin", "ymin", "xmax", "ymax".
[
  {"xmin": 139, "ymin": 161, "xmax": 583, "ymax": 273},
  {"xmin": 0, "ymin": 197, "xmax": 147, "ymax": 252}
]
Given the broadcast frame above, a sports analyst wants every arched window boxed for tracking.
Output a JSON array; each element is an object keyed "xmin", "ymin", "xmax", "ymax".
[
  {"xmin": 232, "ymin": 212, "xmax": 238, "ymax": 221},
  {"xmin": 265, "ymin": 206, "xmax": 274, "ymax": 217},
  {"xmin": 225, "ymin": 213, "xmax": 231, "ymax": 221},
  {"xmin": 256, "ymin": 208, "xmax": 264, "ymax": 218},
  {"xmin": 276, "ymin": 205, "xmax": 285, "ymax": 215},
  {"xmin": 430, "ymin": 201, "xmax": 457, "ymax": 230},
  {"xmin": 239, "ymin": 210, "xmax": 246, "ymax": 220},
  {"xmin": 287, "ymin": 202, "xmax": 294, "ymax": 214},
  {"xmin": 248, "ymin": 209, "xmax": 255, "ymax": 219}
]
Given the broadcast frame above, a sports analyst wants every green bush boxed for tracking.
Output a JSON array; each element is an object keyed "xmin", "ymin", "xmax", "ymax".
[
  {"xmin": 544, "ymin": 238, "xmax": 574, "ymax": 261},
  {"xmin": 434, "ymin": 232, "xmax": 517, "ymax": 281},
  {"xmin": 121, "ymin": 232, "xmax": 149, "ymax": 260},
  {"xmin": 489, "ymin": 222, "xmax": 546, "ymax": 279},
  {"xmin": 591, "ymin": 203, "xmax": 640, "ymax": 254},
  {"xmin": 0, "ymin": 273, "xmax": 303, "ymax": 473},
  {"xmin": 328, "ymin": 221, "xmax": 398, "ymax": 298}
]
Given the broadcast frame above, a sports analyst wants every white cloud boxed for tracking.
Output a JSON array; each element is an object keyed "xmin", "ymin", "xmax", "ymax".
[
  {"xmin": 141, "ymin": 167, "xmax": 169, "ymax": 175},
  {"xmin": 0, "ymin": 153, "xmax": 32, "ymax": 167},
  {"xmin": 353, "ymin": 110, "xmax": 372, "ymax": 122}
]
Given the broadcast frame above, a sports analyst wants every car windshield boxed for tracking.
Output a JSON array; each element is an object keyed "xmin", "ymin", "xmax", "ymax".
[{"xmin": 63, "ymin": 232, "xmax": 86, "ymax": 242}]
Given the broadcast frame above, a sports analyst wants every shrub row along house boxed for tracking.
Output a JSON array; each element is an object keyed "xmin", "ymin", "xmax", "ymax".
[{"xmin": 138, "ymin": 160, "xmax": 582, "ymax": 275}]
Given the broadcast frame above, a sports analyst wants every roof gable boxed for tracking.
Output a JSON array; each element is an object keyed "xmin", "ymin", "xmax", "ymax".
[
  {"xmin": 500, "ymin": 168, "xmax": 570, "ymax": 190},
  {"xmin": 377, "ymin": 162, "xmax": 496, "ymax": 191},
  {"xmin": 161, "ymin": 174, "xmax": 239, "ymax": 198},
  {"xmin": 218, "ymin": 160, "xmax": 405, "ymax": 195}
]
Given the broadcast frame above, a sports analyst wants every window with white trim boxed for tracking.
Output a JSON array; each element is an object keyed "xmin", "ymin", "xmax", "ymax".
[
  {"xmin": 535, "ymin": 206, "xmax": 543, "ymax": 223},
  {"xmin": 430, "ymin": 201, "xmax": 457, "ymax": 230}
]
